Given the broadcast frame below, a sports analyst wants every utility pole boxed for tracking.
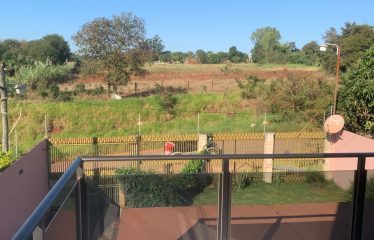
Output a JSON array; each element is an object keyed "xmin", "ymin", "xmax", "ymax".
[{"xmin": 0, "ymin": 62, "xmax": 9, "ymax": 152}]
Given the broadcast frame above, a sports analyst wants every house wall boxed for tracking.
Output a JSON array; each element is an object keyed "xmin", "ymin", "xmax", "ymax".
[
  {"xmin": 0, "ymin": 139, "xmax": 49, "ymax": 240},
  {"xmin": 324, "ymin": 130, "xmax": 374, "ymax": 188}
]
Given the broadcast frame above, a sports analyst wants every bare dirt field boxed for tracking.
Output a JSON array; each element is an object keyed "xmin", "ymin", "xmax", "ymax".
[{"xmin": 61, "ymin": 64, "xmax": 327, "ymax": 97}]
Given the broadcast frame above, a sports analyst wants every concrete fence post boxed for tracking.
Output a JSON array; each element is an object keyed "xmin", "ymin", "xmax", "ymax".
[
  {"xmin": 198, "ymin": 134, "xmax": 207, "ymax": 152},
  {"xmin": 263, "ymin": 133, "xmax": 275, "ymax": 183}
]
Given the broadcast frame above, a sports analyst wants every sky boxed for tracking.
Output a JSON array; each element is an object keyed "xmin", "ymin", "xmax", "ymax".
[{"xmin": 1, "ymin": 0, "xmax": 374, "ymax": 54}]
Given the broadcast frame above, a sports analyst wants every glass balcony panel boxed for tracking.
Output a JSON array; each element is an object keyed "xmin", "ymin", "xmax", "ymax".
[
  {"xmin": 230, "ymin": 167, "xmax": 354, "ymax": 240},
  {"xmin": 44, "ymin": 184, "xmax": 77, "ymax": 240},
  {"xmin": 86, "ymin": 160, "xmax": 219, "ymax": 240},
  {"xmin": 363, "ymin": 170, "xmax": 374, "ymax": 239}
]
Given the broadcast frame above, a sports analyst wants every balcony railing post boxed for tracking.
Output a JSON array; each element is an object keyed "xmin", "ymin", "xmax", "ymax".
[
  {"xmin": 351, "ymin": 156, "xmax": 367, "ymax": 240},
  {"xmin": 75, "ymin": 164, "xmax": 88, "ymax": 240},
  {"xmin": 217, "ymin": 158, "xmax": 231, "ymax": 240}
]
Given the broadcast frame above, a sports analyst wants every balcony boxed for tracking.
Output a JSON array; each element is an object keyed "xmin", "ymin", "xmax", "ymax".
[{"xmin": 12, "ymin": 152, "xmax": 374, "ymax": 240}]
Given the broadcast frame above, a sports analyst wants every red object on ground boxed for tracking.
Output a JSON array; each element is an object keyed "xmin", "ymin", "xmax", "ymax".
[{"xmin": 164, "ymin": 141, "xmax": 175, "ymax": 155}]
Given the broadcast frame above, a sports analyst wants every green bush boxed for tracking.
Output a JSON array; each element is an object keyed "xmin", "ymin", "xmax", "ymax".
[
  {"xmin": 305, "ymin": 171, "xmax": 327, "ymax": 185},
  {"xmin": 10, "ymin": 63, "xmax": 74, "ymax": 90},
  {"xmin": 0, "ymin": 151, "xmax": 15, "ymax": 171},
  {"xmin": 115, "ymin": 161, "xmax": 212, "ymax": 208},
  {"xmin": 234, "ymin": 173, "xmax": 252, "ymax": 191},
  {"xmin": 345, "ymin": 176, "xmax": 374, "ymax": 203},
  {"xmin": 159, "ymin": 93, "xmax": 178, "ymax": 116}
]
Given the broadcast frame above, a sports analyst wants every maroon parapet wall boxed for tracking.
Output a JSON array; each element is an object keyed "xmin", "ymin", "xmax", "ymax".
[{"xmin": 0, "ymin": 139, "xmax": 49, "ymax": 240}]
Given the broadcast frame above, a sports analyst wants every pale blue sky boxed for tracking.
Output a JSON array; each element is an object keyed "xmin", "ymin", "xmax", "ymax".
[{"xmin": 1, "ymin": 0, "xmax": 373, "ymax": 53}]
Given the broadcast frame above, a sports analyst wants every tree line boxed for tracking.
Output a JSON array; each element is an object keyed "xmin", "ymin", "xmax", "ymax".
[{"xmin": 250, "ymin": 23, "xmax": 374, "ymax": 73}]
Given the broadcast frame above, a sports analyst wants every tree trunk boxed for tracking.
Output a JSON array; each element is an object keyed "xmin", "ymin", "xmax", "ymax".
[{"xmin": 0, "ymin": 63, "xmax": 9, "ymax": 152}]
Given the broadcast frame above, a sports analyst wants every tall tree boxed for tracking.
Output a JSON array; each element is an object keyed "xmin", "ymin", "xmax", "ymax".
[
  {"xmin": 339, "ymin": 23, "xmax": 374, "ymax": 72},
  {"xmin": 320, "ymin": 23, "xmax": 374, "ymax": 73},
  {"xmin": 29, "ymin": 34, "xmax": 71, "ymax": 65},
  {"xmin": 338, "ymin": 46, "xmax": 374, "ymax": 137},
  {"xmin": 250, "ymin": 27, "xmax": 281, "ymax": 63},
  {"xmin": 195, "ymin": 49, "xmax": 208, "ymax": 63},
  {"xmin": 301, "ymin": 41, "xmax": 321, "ymax": 65},
  {"xmin": 145, "ymin": 35, "xmax": 165, "ymax": 62},
  {"xmin": 228, "ymin": 46, "xmax": 247, "ymax": 63},
  {"xmin": 73, "ymin": 12, "xmax": 147, "ymax": 92}
]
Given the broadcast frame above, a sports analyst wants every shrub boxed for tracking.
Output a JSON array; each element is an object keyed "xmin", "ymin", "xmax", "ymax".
[
  {"xmin": 338, "ymin": 46, "xmax": 374, "ymax": 137},
  {"xmin": 234, "ymin": 173, "xmax": 252, "ymax": 191},
  {"xmin": 115, "ymin": 160, "xmax": 212, "ymax": 208},
  {"xmin": 87, "ymin": 86, "xmax": 105, "ymax": 96},
  {"xmin": 236, "ymin": 75, "xmax": 267, "ymax": 99},
  {"xmin": 74, "ymin": 83, "xmax": 86, "ymax": 95},
  {"xmin": 0, "ymin": 151, "xmax": 15, "ymax": 171},
  {"xmin": 305, "ymin": 171, "xmax": 327, "ymax": 185},
  {"xmin": 10, "ymin": 62, "xmax": 74, "ymax": 90},
  {"xmin": 345, "ymin": 176, "xmax": 374, "ymax": 202},
  {"xmin": 159, "ymin": 93, "xmax": 177, "ymax": 116}
]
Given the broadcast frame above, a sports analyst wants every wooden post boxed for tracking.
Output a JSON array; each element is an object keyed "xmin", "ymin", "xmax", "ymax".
[{"xmin": 0, "ymin": 63, "xmax": 9, "ymax": 152}]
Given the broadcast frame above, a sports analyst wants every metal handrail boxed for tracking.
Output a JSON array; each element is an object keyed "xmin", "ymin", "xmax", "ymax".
[
  {"xmin": 82, "ymin": 152, "xmax": 374, "ymax": 162},
  {"xmin": 12, "ymin": 157, "xmax": 82, "ymax": 240},
  {"xmin": 12, "ymin": 152, "xmax": 374, "ymax": 240}
]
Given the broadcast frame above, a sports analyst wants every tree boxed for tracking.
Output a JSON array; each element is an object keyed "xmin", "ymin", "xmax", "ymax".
[
  {"xmin": 145, "ymin": 35, "xmax": 164, "ymax": 62},
  {"xmin": 0, "ymin": 39, "xmax": 33, "ymax": 69},
  {"xmin": 301, "ymin": 41, "xmax": 320, "ymax": 65},
  {"xmin": 159, "ymin": 51, "xmax": 172, "ymax": 63},
  {"xmin": 338, "ymin": 46, "xmax": 374, "ymax": 137},
  {"xmin": 250, "ymin": 27, "xmax": 281, "ymax": 63},
  {"xmin": 28, "ymin": 34, "xmax": 71, "ymax": 65},
  {"xmin": 171, "ymin": 52, "xmax": 186, "ymax": 63},
  {"xmin": 339, "ymin": 23, "xmax": 374, "ymax": 72},
  {"xmin": 228, "ymin": 46, "xmax": 247, "ymax": 63},
  {"xmin": 320, "ymin": 23, "xmax": 374, "ymax": 73},
  {"xmin": 73, "ymin": 12, "xmax": 147, "ymax": 92},
  {"xmin": 195, "ymin": 49, "xmax": 208, "ymax": 64}
]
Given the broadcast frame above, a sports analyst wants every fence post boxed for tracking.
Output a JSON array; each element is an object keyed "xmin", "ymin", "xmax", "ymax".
[
  {"xmin": 351, "ymin": 156, "xmax": 367, "ymax": 240},
  {"xmin": 198, "ymin": 134, "xmax": 208, "ymax": 152},
  {"xmin": 92, "ymin": 137, "xmax": 99, "ymax": 156},
  {"xmin": 217, "ymin": 158, "xmax": 231, "ymax": 240},
  {"xmin": 263, "ymin": 132, "xmax": 275, "ymax": 183}
]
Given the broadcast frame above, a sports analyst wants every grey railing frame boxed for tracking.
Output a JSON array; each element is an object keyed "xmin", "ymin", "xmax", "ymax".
[
  {"xmin": 13, "ymin": 152, "xmax": 374, "ymax": 240},
  {"xmin": 12, "ymin": 157, "xmax": 84, "ymax": 240}
]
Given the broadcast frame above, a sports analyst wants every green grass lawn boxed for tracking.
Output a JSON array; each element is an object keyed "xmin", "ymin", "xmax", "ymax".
[{"xmin": 193, "ymin": 181, "xmax": 347, "ymax": 206}]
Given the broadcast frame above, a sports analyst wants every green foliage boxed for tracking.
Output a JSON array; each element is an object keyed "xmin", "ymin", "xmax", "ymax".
[
  {"xmin": 236, "ymin": 75, "xmax": 267, "ymax": 99},
  {"xmin": 28, "ymin": 34, "xmax": 71, "ymax": 65},
  {"xmin": 158, "ymin": 93, "xmax": 178, "ymax": 116},
  {"xmin": 320, "ymin": 23, "xmax": 374, "ymax": 73},
  {"xmin": 11, "ymin": 63, "xmax": 73, "ymax": 90},
  {"xmin": 0, "ymin": 39, "xmax": 34, "ymax": 70},
  {"xmin": 250, "ymin": 26, "xmax": 282, "ymax": 64},
  {"xmin": 181, "ymin": 160, "xmax": 205, "ymax": 173},
  {"xmin": 234, "ymin": 173, "xmax": 252, "ymax": 191},
  {"xmin": 144, "ymin": 35, "xmax": 165, "ymax": 62},
  {"xmin": 73, "ymin": 12, "xmax": 147, "ymax": 90},
  {"xmin": 237, "ymin": 73, "xmax": 332, "ymax": 119},
  {"xmin": 228, "ymin": 46, "xmax": 248, "ymax": 63},
  {"xmin": 195, "ymin": 49, "xmax": 208, "ymax": 64},
  {"xmin": 115, "ymin": 162, "xmax": 212, "ymax": 207},
  {"xmin": 0, "ymin": 151, "xmax": 15, "ymax": 171},
  {"xmin": 305, "ymin": 171, "xmax": 327, "ymax": 185},
  {"xmin": 338, "ymin": 46, "xmax": 374, "ymax": 137},
  {"xmin": 345, "ymin": 176, "xmax": 374, "ymax": 203}
]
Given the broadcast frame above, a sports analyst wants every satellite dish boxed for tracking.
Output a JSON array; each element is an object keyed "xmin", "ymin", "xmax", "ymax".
[{"xmin": 324, "ymin": 114, "xmax": 345, "ymax": 134}]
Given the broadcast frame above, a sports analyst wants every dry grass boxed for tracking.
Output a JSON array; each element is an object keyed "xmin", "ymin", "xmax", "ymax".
[{"xmin": 64, "ymin": 63, "xmax": 327, "ymax": 97}]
